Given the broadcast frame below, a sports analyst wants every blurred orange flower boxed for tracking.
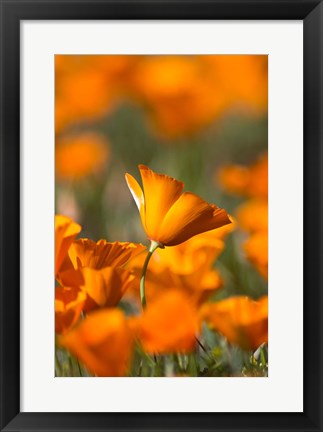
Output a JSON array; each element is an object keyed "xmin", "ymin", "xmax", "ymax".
[
  {"xmin": 59, "ymin": 308, "xmax": 134, "ymax": 376},
  {"xmin": 201, "ymin": 55, "xmax": 268, "ymax": 114},
  {"xmin": 236, "ymin": 199, "xmax": 268, "ymax": 234},
  {"xmin": 128, "ymin": 55, "xmax": 267, "ymax": 139},
  {"xmin": 125, "ymin": 165, "xmax": 231, "ymax": 247},
  {"xmin": 127, "ymin": 223, "xmax": 234, "ymax": 305},
  {"xmin": 55, "ymin": 56, "xmax": 133, "ymax": 133},
  {"xmin": 55, "ymin": 286, "xmax": 86, "ymax": 334},
  {"xmin": 55, "ymin": 55, "xmax": 267, "ymax": 139},
  {"xmin": 128, "ymin": 56, "xmax": 225, "ymax": 138},
  {"xmin": 218, "ymin": 154, "xmax": 268, "ymax": 199},
  {"xmin": 56, "ymin": 70, "xmax": 112, "ymax": 134},
  {"xmin": 134, "ymin": 291, "xmax": 199, "ymax": 354},
  {"xmin": 217, "ymin": 154, "xmax": 268, "ymax": 278},
  {"xmin": 244, "ymin": 232, "xmax": 268, "ymax": 279},
  {"xmin": 55, "ymin": 215, "xmax": 81, "ymax": 276},
  {"xmin": 202, "ymin": 296, "xmax": 268, "ymax": 351},
  {"xmin": 143, "ymin": 267, "xmax": 222, "ymax": 307},
  {"xmin": 154, "ymin": 221, "xmax": 234, "ymax": 273},
  {"xmin": 56, "ymin": 133, "xmax": 109, "ymax": 181}
]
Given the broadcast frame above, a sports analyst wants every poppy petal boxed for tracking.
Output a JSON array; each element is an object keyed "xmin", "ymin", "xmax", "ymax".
[
  {"xmin": 125, "ymin": 173, "xmax": 146, "ymax": 228},
  {"xmin": 135, "ymin": 291, "xmax": 199, "ymax": 354},
  {"xmin": 80, "ymin": 266, "xmax": 135, "ymax": 310},
  {"xmin": 202, "ymin": 296, "xmax": 268, "ymax": 351},
  {"xmin": 55, "ymin": 286, "xmax": 86, "ymax": 334},
  {"xmin": 55, "ymin": 215, "xmax": 81, "ymax": 275},
  {"xmin": 68, "ymin": 238, "xmax": 146, "ymax": 270},
  {"xmin": 159, "ymin": 192, "xmax": 231, "ymax": 246},
  {"xmin": 59, "ymin": 308, "xmax": 134, "ymax": 377},
  {"xmin": 138, "ymin": 165, "xmax": 184, "ymax": 239}
]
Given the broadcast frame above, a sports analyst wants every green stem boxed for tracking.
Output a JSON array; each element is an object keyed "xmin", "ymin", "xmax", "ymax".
[
  {"xmin": 140, "ymin": 240, "xmax": 162, "ymax": 309},
  {"xmin": 260, "ymin": 347, "xmax": 267, "ymax": 367},
  {"xmin": 77, "ymin": 358, "xmax": 83, "ymax": 377}
]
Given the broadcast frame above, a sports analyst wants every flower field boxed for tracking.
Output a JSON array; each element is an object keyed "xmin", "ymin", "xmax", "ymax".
[{"xmin": 55, "ymin": 55, "xmax": 268, "ymax": 377}]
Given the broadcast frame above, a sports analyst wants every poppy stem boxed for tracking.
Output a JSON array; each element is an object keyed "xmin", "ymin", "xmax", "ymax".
[{"xmin": 140, "ymin": 240, "xmax": 161, "ymax": 309}]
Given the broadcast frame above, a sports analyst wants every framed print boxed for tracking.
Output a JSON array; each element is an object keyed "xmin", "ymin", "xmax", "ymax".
[{"xmin": 0, "ymin": 1, "xmax": 322, "ymax": 431}]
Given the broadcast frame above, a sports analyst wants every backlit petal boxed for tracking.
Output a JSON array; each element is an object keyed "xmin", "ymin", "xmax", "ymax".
[
  {"xmin": 158, "ymin": 192, "xmax": 231, "ymax": 246},
  {"xmin": 125, "ymin": 173, "xmax": 146, "ymax": 228},
  {"xmin": 139, "ymin": 165, "xmax": 184, "ymax": 239}
]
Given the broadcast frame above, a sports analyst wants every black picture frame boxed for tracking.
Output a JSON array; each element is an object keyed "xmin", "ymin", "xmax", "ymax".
[{"xmin": 0, "ymin": 1, "xmax": 322, "ymax": 431}]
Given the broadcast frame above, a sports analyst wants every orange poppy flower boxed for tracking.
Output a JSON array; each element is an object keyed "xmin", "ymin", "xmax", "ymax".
[
  {"xmin": 56, "ymin": 133, "xmax": 110, "ymax": 181},
  {"xmin": 57, "ymin": 239, "xmax": 145, "ymax": 310},
  {"xmin": 80, "ymin": 266, "xmax": 135, "ymax": 312},
  {"xmin": 128, "ymin": 55, "xmax": 267, "ymax": 139},
  {"xmin": 57, "ymin": 239, "xmax": 145, "ymax": 285},
  {"xmin": 125, "ymin": 165, "xmax": 231, "ymax": 247},
  {"xmin": 55, "ymin": 55, "xmax": 141, "ymax": 134},
  {"xmin": 133, "ymin": 291, "xmax": 200, "ymax": 354},
  {"xmin": 126, "ymin": 223, "xmax": 234, "ymax": 306},
  {"xmin": 217, "ymin": 165, "xmax": 250, "ymax": 196},
  {"xmin": 127, "ymin": 251, "xmax": 222, "ymax": 306},
  {"xmin": 55, "ymin": 61, "xmax": 115, "ymax": 134},
  {"xmin": 243, "ymin": 231, "xmax": 268, "ymax": 279},
  {"xmin": 152, "ymin": 220, "xmax": 235, "ymax": 275},
  {"xmin": 55, "ymin": 215, "xmax": 81, "ymax": 276},
  {"xmin": 201, "ymin": 55, "xmax": 268, "ymax": 114},
  {"xmin": 68, "ymin": 239, "xmax": 146, "ymax": 270},
  {"xmin": 216, "ymin": 155, "xmax": 268, "ymax": 280},
  {"xmin": 217, "ymin": 154, "xmax": 268, "ymax": 199},
  {"xmin": 55, "ymin": 69, "xmax": 114, "ymax": 133},
  {"xmin": 59, "ymin": 308, "xmax": 134, "ymax": 376},
  {"xmin": 128, "ymin": 56, "xmax": 227, "ymax": 138},
  {"xmin": 236, "ymin": 199, "xmax": 268, "ymax": 233},
  {"xmin": 143, "ymin": 267, "xmax": 222, "ymax": 307},
  {"xmin": 55, "ymin": 286, "xmax": 86, "ymax": 334},
  {"xmin": 201, "ymin": 296, "xmax": 268, "ymax": 351}
]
